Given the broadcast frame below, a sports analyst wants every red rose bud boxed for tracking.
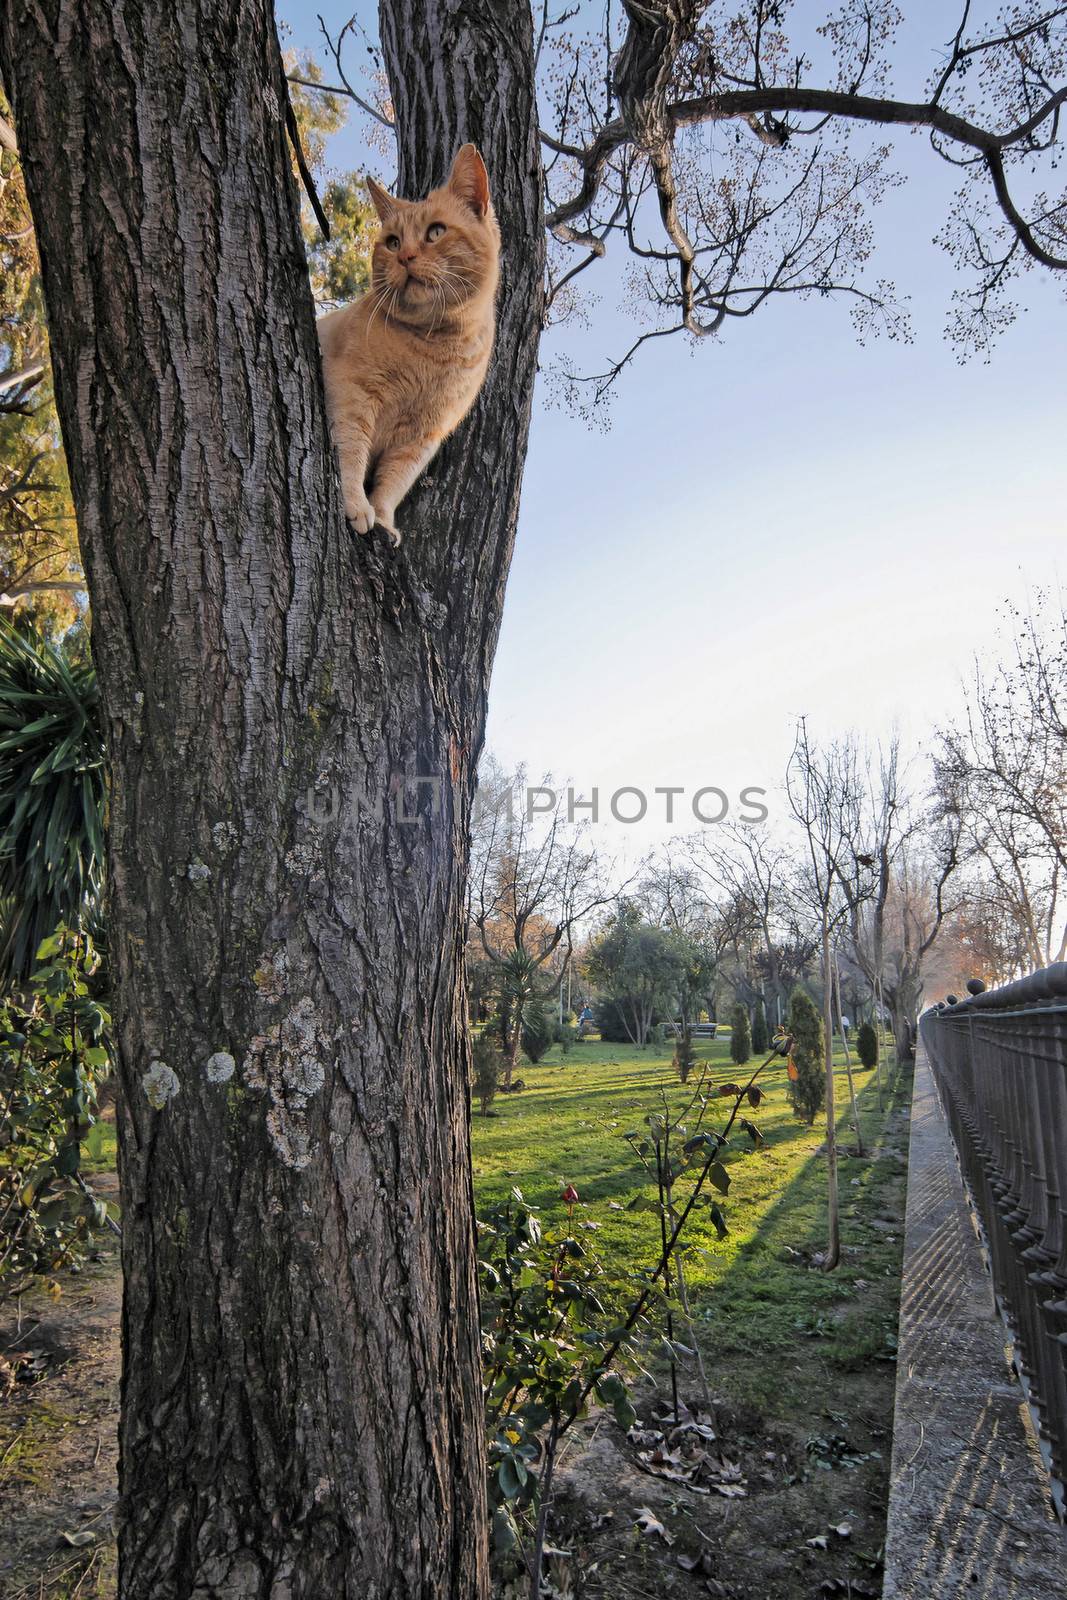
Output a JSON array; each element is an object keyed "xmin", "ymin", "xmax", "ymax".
[{"xmin": 561, "ymin": 1185, "xmax": 579, "ymax": 1205}]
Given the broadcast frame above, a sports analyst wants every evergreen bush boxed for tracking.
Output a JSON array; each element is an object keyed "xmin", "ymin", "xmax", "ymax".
[
  {"xmin": 856, "ymin": 1020, "xmax": 879, "ymax": 1071},
  {"xmin": 786, "ymin": 987, "xmax": 825, "ymax": 1124},
  {"xmin": 729, "ymin": 1002, "xmax": 751, "ymax": 1067}
]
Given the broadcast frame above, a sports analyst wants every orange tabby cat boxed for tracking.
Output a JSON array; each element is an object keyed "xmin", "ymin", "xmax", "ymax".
[{"xmin": 317, "ymin": 144, "xmax": 500, "ymax": 545}]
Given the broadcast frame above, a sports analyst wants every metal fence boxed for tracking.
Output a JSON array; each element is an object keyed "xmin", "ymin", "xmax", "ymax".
[{"xmin": 920, "ymin": 965, "xmax": 1067, "ymax": 1505}]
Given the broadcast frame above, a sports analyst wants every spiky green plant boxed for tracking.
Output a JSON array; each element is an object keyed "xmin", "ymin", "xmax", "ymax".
[
  {"xmin": 520, "ymin": 1001, "xmax": 555, "ymax": 1064},
  {"xmin": 0, "ymin": 621, "xmax": 105, "ymax": 982}
]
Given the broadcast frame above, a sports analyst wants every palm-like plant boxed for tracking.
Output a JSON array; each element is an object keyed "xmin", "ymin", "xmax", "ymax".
[
  {"xmin": 0, "ymin": 620, "xmax": 105, "ymax": 982},
  {"xmin": 498, "ymin": 946, "xmax": 547, "ymax": 1086}
]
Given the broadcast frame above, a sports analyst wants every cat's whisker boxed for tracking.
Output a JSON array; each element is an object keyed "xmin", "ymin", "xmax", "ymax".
[
  {"xmin": 363, "ymin": 281, "xmax": 391, "ymax": 339},
  {"xmin": 431, "ymin": 270, "xmax": 468, "ymax": 323},
  {"xmin": 435, "ymin": 266, "xmax": 468, "ymax": 301}
]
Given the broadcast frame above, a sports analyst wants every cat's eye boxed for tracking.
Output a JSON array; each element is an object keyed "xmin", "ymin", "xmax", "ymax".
[
  {"xmin": 384, "ymin": 234, "xmax": 401, "ymax": 251},
  {"xmin": 426, "ymin": 223, "xmax": 446, "ymax": 242}
]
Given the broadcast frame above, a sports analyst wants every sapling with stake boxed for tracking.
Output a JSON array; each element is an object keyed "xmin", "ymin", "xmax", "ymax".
[{"xmin": 503, "ymin": 1033, "xmax": 795, "ymax": 1599}]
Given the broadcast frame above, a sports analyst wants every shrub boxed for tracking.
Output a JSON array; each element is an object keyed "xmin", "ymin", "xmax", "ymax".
[
  {"xmin": 554, "ymin": 1020, "xmax": 577, "ymax": 1056},
  {"xmin": 729, "ymin": 1002, "xmax": 751, "ymax": 1067},
  {"xmin": 521, "ymin": 1003, "xmax": 555, "ymax": 1064},
  {"xmin": 593, "ymin": 998, "xmax": 629, "ymax": 1042},
  {"xmin": 786, "ymin": 987, "xmax": 825, "ymax": 1124},
  {"xmin": 856, "ymin": 1020, "xmax": 879, "ymax": 1071},
  {"xmin": 751, "ymin": 1005, "xmax": 768, "ymax": 1055},
  {"xmin": 1, "ymin": 927, "xmax": 112, "ymax": 1301},
  {"xmin": 471, "ymin": 1032, "xmax": 503, "ymax": 1116},
  {"xmin": 673, "ymin": 1027, "xmax": 695, "ymax": 1083}
]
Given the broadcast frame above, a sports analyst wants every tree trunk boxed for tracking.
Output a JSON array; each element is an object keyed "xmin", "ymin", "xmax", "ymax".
[
  {"xmin": 890, "ymin": 990, "xmax": 917, "ymax": 1064},
  {"xmin": 504, "ymin": 1005, "xmax": 523, "ymax": 1089},
  {"xmin": 821, "ymin": 924, "xmax": 840, "ymax": 1270},
  {"xmin": 833, "ymin": 952, "xmax": 864, "ymax": 1156},
  {"xmin": 0, "ymin": 2, "xmax": 543, "ymax": 1596}
]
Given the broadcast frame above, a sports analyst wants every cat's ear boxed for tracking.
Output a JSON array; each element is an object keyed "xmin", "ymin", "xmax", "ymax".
[
  {"xmin": 366, "ymin": 175, "xmax": 399, "ymax": 223},
  {"xmin": 448, "ymin": 144, "xmax": 491, "ymax": 218}
]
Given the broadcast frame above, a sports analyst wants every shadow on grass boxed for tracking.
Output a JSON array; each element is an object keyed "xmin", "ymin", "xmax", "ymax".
[{"xmin": 475, "ymin": 1046, "xmax": 914, "ymax": 1413}]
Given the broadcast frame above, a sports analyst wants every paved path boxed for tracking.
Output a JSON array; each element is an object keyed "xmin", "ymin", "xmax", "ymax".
[{"xmin": 883, "ymin": 1045, "xmax": 1064, "ymax": 1599}]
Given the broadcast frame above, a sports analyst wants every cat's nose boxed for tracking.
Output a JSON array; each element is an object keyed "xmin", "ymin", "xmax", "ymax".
[{"xmin": 399, "ymin": 249, "xmax": 418, "ymax": 267}]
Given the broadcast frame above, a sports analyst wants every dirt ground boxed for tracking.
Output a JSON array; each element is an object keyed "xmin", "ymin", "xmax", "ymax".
[
  {"xmin": 519, "ymin": 1115, "xmax": 910, "ymax": 1600},
  {"xmin": 0, "ymin": 1178, "xmax": 120, "ymax": 1600},
  {"xmin": 524, "ymin": 1374, "xmax": 891, "ymax": 1600}
]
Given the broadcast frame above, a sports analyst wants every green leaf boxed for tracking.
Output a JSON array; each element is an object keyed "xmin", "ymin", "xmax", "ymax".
[
  {"xmin": 54, "ymin": 1142, "xmax": 81, "ymax": 1177},
  {"xmin": 497, "ymin": 1456, "xmax": 524, "ymax": 1500},
  {"xmin": 708, "ymin": 1203, "xmax": 729, "ymax": 1240},
  {"xmin": 708, "ymin": 1161, "xmax": 730, "ymax": 1195},
  {"xmin": 612, "ymin": 1393, "xmax": 638, "ymax": 1431},
  {"xmin": 38, "ymin": 1191, "xmax": 81, "ymax": 1227},
  {"xmin": 597, "ymin": 1373, "xmax": 625, "ymax": 1402},
  {"xmin": 491, "ymin": 1506, "xmax": 518, "ymax": 1554}
]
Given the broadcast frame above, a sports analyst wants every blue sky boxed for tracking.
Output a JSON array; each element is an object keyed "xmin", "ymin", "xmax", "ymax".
[{"xmin": 283, "ymin": 2, "xmax": 1066, "ymax": 846}]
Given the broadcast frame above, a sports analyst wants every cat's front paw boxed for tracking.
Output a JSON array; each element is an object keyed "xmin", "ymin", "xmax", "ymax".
[
  {"xmin": 344, "ymin": 489, "xmax": 376, "ymax": 536},
  {"xmin": 372, "ymin": 506, "xmax": 402, "ymax": 546}
]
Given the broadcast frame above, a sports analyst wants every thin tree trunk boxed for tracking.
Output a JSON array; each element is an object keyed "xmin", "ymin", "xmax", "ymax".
[
  {"xmin": 821, "ymin": 923, "xmax": 840, "ymax": 1270},
  {"xmin": 0, "ymin": 2, "xmax": 543, "ymax": 1595},
  {"xmin": 874, "ymin": 975, "xmax": 887, "ymax": 1109},
  {"xmin": 834, "ymin": 951, "xmax": 864, "ymax": 1156},
  {"xmin": 504, "ymin": 1004, "xmax": 523, "ymax": 1089}
]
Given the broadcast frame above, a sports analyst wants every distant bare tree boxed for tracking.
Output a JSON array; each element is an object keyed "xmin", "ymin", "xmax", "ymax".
[
  {"xmin": 468, "ymin": 759, "xmax": 616, "ymax": 1079},
  {"xmin": 786, "ymin": 720, "xmax": 872, "ymax": 1266},
  {"xmin": 687, "ymin": 822, "xmax": 815, "ymax": 1021},
  {"xmin": 936, "ymin": 893, "xmax": 1034, "ymax": 988},
  {"xmin": 936, "ymin": 597, "xmax": 1067, "ymax": 969},
  {"xmin": 845, "ymin": 737, "xmax": 961, "ymax": 1061}
]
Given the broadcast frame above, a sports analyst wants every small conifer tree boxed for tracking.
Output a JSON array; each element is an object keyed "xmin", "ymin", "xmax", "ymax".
[
  {"xmin": 787, "ymin": 987, "xmax": 825, "ymax": 1124},
  {"xmin": 856, "ymin": 1020, "xmax": 879, "ymax": 1071},
  {"xmin": 729, "ymin": 1002, "xmax": 752, "ymax": 1067},
  {"xmin": 471, "ymin": 1033, "xmax": 503, "ymax": 1116},
  {"xmin": 751, "ymin": 1005, "xmax": 769, "ymax": 1055}
]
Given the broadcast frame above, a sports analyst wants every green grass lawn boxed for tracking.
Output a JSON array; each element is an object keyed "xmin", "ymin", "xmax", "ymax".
[
  {"xmin": 82, "ymin": 1116, "xmax": 117, "ymax": 1174},
  {"xmin": 58, "ymin": 1030, "xmax": 910, "ymax": 1593},
  {"xmin": 472, "ymin": 1032, "xmax": 909, "ymax": 1415},
  {"xmin": 79, "ymin": 1031, "xmax": 909, "ymax": 1416}
]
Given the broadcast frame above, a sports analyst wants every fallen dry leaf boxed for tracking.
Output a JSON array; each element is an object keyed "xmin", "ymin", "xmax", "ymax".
[
  {"xmin": 677, "ymin": 1550, "xmax": 716, "ymax": 1575},
  {"xmin": 634, "ymin": 1507, "xmax": 674, "ymax": 1545}
]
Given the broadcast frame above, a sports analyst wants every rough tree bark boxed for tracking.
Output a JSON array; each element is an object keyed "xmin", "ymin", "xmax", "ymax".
[{"xmin": 0, "ymin": 2, "xmax": 543, "ymax": 1596}]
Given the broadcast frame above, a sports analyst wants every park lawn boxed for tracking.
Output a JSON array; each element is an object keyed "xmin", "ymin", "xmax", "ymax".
[
  {"xmin": 82, "ymin": 1115, "xmax": 117, "ymax": 1174},
  {"xmin": 471, "ymin": 1032, "xmax": 910, "ymax": 1418},
  {"xmin": 12, "ymin": 1031, "xmax": 910, "ymax": 1597},
  {"xmin": 78, "ymin": 1031, "xmax": 910, "ymax": 1413}
]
